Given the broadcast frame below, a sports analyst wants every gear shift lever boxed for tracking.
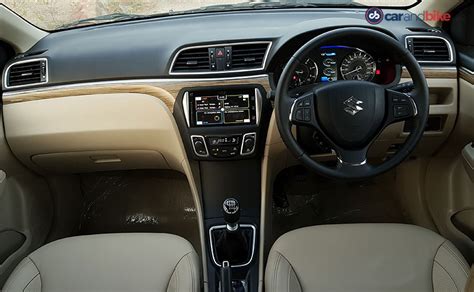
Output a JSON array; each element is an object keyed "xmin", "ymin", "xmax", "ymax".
[{"xmin": 223, "ymin": 198, "xmax": 240, "ymax": 232}]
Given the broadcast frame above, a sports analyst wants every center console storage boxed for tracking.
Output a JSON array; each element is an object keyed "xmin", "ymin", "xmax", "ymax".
[{"xmin": 174, "ymin": 85, "xmax": 270, "ymax": 292}]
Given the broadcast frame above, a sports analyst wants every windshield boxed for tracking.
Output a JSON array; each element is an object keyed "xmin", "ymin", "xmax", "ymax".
[{"xmin": 1, "ymin": 0, "xmax": 419, "ymax": 31}]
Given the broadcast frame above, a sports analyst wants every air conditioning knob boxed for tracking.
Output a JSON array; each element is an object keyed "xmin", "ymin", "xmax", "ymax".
[{"xmin": 241, "ymin": 133, "xmax": 256, "ymax": 155}]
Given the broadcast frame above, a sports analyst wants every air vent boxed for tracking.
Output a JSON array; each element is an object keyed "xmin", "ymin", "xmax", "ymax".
[
  {"xmin": 170, "ymin": 41, "xmax": 271, "ymax": 74},
  {"xmin": 171, "ymin": 47, "xmax": 210, "ymax": 73},
  {"xmin": 406, "ymin": 36, "xmax": 452, "ymax": 63},
  {"xmin": 5, "ymin": 59, "xmax": 48, "ymax": 88},
  {"xmin": 231, "ymin": 43, "xmax": 269, "ymax": 70}
]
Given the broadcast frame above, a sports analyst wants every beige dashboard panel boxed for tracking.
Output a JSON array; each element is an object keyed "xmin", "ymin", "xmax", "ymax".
[
  {"xmin": 3, "ymin": 93, "xmax": 187, "ymax": 173},
  {"xmin": 32, "ymin": 150, "xmax": 169, "ymax": 173}
]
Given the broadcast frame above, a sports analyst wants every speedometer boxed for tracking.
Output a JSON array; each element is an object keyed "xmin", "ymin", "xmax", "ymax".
[
  {"xmin": 340, "ymin": 51, "xmax": 376, "ymax": 81},
  {"xmin": 290, "ymin": 58, "xmax": 318, "ymax": 89}
]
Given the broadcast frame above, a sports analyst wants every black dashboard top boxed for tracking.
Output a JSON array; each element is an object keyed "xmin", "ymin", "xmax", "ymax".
[{"xmin": 3, "ymin": 8, "xmax": 455, "ymax": 90}]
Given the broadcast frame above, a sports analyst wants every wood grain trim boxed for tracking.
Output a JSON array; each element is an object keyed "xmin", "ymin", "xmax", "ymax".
[
  {"xmin": 3, "ymin": 85, "xmax": 176, "ymax": 110},
  {"xmin": 2, "ymin": 76, "xmax": 272, "ymax": 109},
  {"xmin": 459, "ymin": 67, "xmax": 474, "ymax": 84},
  {"xmin": 401, "ymin": 67, "xmax": 457, "ymax": 79}
]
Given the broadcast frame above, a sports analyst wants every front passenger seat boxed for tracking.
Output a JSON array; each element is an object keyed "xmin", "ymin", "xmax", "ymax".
[
  {"xmin": 3, "ymin": 233, "xmax": 200, "ymax": 292},
  {"xmin": 266, "ymin": 224, "xmax": 470, "ymax": 292}
]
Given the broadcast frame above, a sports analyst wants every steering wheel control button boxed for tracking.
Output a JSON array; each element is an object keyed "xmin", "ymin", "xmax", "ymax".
[
  {"xmin": 291, "ymin": 95, "xmax": 314, "ymax": 124},
  {"xmin": 304, "ymin": 108, "xmax": 311, "ymax": 121},
  {"xmin": 241, "ymin": 133, "xmax": 256, "ymax": 155},
  {"xmin": 191, "ymin": 135, "xmax": 209, "ymax": 157},
  {"xmin": 393, "ymin": 105, "xmax": 410, "ymax": 118},
  {"xmin": 390, "ymin": 92, "xmax": 416, "ymax": 120},
  {"xmin": 295, "ymin": 109, "xmax": 304, "ymax": 121}
]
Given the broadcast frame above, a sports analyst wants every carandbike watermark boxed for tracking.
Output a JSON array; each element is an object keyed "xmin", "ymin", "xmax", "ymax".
[{"xmin": 365, "ymin": 7, "xmax": 451, "ymax": 25}]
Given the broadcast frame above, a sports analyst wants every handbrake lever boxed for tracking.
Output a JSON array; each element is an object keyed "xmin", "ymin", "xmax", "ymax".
[{"xmin": 220, "ymin": 260, "xmax": 232, "ymax": 292}]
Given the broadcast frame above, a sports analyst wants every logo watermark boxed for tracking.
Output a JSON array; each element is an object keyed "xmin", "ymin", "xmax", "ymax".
[
  {"xmin": 365, "ymin": 7, "xmax": 384, "ymax": 25},
  {"xmin": 365, "ymin": 8, "xmax": 451, "ymax": 25}
]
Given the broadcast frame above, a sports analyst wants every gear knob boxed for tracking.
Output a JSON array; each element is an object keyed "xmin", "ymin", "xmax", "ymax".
[{"xmin": 223, "ymin": 198, "xmax": 240, "ymax": 231}]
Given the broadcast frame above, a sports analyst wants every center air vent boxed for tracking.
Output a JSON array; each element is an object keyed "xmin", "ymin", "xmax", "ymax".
[
  {"xmin": 171, "ymin": 47, "xmax": 211, "ymax": 73},
  {"xmin": 406, "ymin": 36, "xmax": 452, "ymax": 63},
  {"xmin": 5, "ymin": 58, "xmax": 48, "ymax": 89},
  {"xmin": 231, "ymin": 43, "xmax": 269, "ymax": 70},
  {"xmin": 170, "ymin": 41, "xmax": 271, "ymax": 74}
]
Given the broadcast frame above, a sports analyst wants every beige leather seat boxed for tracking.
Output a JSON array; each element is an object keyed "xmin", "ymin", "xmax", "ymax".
[
  {"xmin": 3, "ymin": 233, "xmax": 200, "ymax": 292},
  {"xmin": 265, "ymin": 224, "xmax": 470, "ymax": 292}
]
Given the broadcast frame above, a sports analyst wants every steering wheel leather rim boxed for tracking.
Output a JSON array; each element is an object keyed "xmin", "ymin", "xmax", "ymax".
[{"xmin": 274, "ymin": 27, "xmax": 429, "ymax": 180}]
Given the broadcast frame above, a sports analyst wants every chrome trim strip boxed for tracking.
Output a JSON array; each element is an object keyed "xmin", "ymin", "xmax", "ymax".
[
  {"xmin": 182, "ymin": 92, "xmax": 191, "ymax": 127},
  {"xmin": 240, "ymin": 132, "xmax": 257, "ymax": 156},
  {"xmin": 190, "ymin": 135, "xmax": 209, "ymax": 157},
  {"xmin": 337, "ymin": 157, "xmax": 367, "ymax": 166},
  {"xmin": 169, "ymin": 41, "xmax": 272, "ymax": 75},
  {"xmin": 460, "ymin": 66, "xmax": 474, "ymax": 76},
  {"xmin": 289, "ymin": 98, "xmax": 298, "ymax": 122},
  {"xmin": 459, "ymin": 67, "xmax": 474, "ymax": 84},
  {"xmin": 404, "ymin": 35, "xmax": 454, "ymax": 64},
  {"xmin": 3, "ymin": 58, "xmax": 49, "ymax": 90},
  {"xmin": 255, "ymin": 88, "xmax": 263, "ymax": 126},
  {"xmin": 209, "ymin": 224, "xmax": 256, "ymax": 268},
  {"xmin": 2, "ymin": 74, "xmax": 271, "ymax": 97},
  {"xmin": 407, "ymin": 93, "xmax": 418, "ymax": 117}
]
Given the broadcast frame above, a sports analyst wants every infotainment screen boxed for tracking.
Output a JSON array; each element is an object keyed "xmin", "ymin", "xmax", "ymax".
[{"xmin": 188, "ymin": 89, "xmax": 257, "ymax": 127}]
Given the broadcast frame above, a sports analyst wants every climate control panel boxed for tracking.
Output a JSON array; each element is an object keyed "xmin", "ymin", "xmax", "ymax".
[{"xmin": 191, "ymin": 133, "xmax": 256, "ymax": 159}]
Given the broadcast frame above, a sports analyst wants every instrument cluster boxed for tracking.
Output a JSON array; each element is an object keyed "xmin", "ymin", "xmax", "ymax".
[{"xmin": 281, "ymin": 45, "xmax": 398, "ymax": 90}]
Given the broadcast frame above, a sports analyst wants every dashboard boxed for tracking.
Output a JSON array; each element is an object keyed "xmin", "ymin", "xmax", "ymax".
[
  {"xmin": 0, "ymin": 8, "xmax": 457, "ymax": 166},
  {"xmin": 0, "ymin": 8, "xmax": 455, "ymax": 90}
]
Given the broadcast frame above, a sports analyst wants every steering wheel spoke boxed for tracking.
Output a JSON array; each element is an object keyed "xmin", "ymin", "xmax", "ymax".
[
  {"xmin": 384, "ymin": 89, "xmax": 418, "ymax": 126},
  {"xmin": 289, "ymin": 91, "xmax": 318, "ymax": 128},
  {"xmin": 335, "ymin": 147, "xmax": 369, "ymax": 167}
]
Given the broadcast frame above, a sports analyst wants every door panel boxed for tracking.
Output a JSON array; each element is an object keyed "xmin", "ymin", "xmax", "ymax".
[
  {"xmin": 0, "ymin": 42, "xmax": 54, "ymax": 286},
  {"xmin": 427, "ymin": 3, "xmax": 474, "ymax": 264}
]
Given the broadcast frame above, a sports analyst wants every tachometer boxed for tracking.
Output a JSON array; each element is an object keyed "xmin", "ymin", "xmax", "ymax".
[
  {"xmin": 290, "ymin": 58, "xmax": 318, "ymax": 88},
  {"xmin": 340, "ymin": 51, "xmax": 376, "ymax": 81}
]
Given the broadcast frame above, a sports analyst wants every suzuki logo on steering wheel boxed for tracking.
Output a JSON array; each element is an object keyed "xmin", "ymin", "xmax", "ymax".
[
  {"xmin": 365, "ymin": 7, "xmax": 384, "ymax": 25},
  {"xmin": 343, "ymin": 96, "xmax": 364, "ymax": 116}
]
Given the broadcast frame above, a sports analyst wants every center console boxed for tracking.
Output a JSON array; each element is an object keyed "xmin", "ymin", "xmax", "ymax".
[
  {"xmin": 181, "ymin": 87, "xmax": 263, "ymax": 160},
  {"xmin": 173, "ymin": 85, "xmax": 270, "ymax": 292}
]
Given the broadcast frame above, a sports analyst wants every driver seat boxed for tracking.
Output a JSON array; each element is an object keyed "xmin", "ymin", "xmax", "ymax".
[{"xmin": 265, "ymin": 224, "xmax": 470, "ymax": 292}]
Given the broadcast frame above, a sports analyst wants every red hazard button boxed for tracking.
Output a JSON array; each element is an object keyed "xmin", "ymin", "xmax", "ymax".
[{"xmin": 216, "ymin": 48, "xmax": 225, "ymax": 58}]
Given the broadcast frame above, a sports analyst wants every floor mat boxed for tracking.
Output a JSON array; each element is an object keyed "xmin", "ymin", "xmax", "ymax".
[
  {"xmin": 78, "ymin": 170, "xmax": 200, "ymax": 253},
  {"xmin": 272, "ymin": 166, "xmax": 407, "ymax": 242}
]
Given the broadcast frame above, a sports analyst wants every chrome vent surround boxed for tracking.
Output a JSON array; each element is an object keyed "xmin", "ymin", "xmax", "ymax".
[
  {"xmin": 170, "ymin": 41, "xmax": 271, "ymax": 75},
  {"xmin": 405, "ymin": 36, "xmax": 453, "ymax": 63},
  {"xmin": 4, "ymin": 58, "xmax": 48, "ymax": 89}
]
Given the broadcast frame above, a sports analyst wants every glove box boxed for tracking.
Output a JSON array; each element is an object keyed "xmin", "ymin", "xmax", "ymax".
[{"xmin": 32, "ymin": 150, "xmax": 169, "ymax": 174}]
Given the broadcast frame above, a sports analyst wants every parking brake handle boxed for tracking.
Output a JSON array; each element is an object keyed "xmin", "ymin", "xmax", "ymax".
[{"xmin": 220, "ymin": 260, "xmax": 232, "ymax": 292}]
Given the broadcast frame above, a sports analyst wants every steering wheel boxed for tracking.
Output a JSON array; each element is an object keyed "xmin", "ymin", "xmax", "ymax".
[{"xmin": 275, "ymin": 27, "xmax": 429, "ymax": 180}]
